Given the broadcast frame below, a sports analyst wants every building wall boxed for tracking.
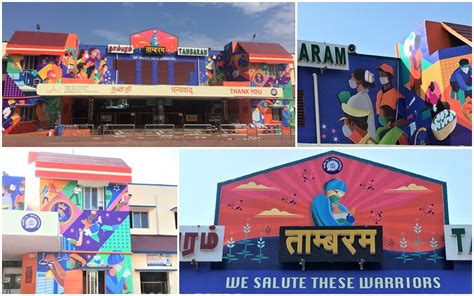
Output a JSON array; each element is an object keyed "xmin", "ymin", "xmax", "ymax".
[
  {"xmin": 128, "ymin": 184, "xmax": 178, "ymax": 235},
  {"xmin": 131, "ymin": 253, "xmax": 178, "ymax": 294},
  {"xmin": 396, "ymin": 21, "xmax": 472, "ymax": 144},
  {"xmin": 2, "ymin": 175, "xmax": 26, "ymax": 210},
  {"xmin": 31, "ymin": 178, "xmax": 134, "ymax": 294}
]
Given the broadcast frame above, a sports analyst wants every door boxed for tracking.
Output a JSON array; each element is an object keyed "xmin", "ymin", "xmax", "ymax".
[
  {"xmin": 83, "ymin": 270, "xmax": 105, "ymax": 294},
  {"xmin": 140, "ymin": 272, "xmax": 169, "ymax": 294}
]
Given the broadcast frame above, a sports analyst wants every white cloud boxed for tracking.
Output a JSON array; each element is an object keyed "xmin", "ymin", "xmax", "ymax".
[
  {"xmin": 228, "ymin": 3, "xmax": 284, "ymax": 14},
  {"xmin": 91, "ymin": 29, "xmax": 129, "ymax": 44}
]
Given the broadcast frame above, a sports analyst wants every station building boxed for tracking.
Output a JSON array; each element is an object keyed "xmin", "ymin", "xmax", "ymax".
[
  {"xmin": 179, "ymin": 151, "xmax": 471, "ymax": 294},
  {"xmin": 2, "ymin": 28, "xmax": 295, "ymax": 135},
  {"xmin": 298, "ymin": 20, "xmax": 471, "ymax": 145},
  {"xmin": 2, "ymin": 152, "xmax": 177, "ymax": 294}
]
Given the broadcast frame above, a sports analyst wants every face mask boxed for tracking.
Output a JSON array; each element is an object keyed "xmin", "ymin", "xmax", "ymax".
[
  {"xmin": 114, "ymin": 264, "xmax": 122, "ymax": 272},
  {"xmin": 84, "ymin": 54, "xmax": 89, "ymax": 60},
  {"xmin": 348, "ymin": 79, "xmax": 358, "ymax": 89},
  {"xmin": 342, "ymin": 124, "xmax": 352, "ymax": 137},
  {"xmin": 328, "ymin": 195, "xmax": 341, "ymax": 203},
  {"xmin": 462, "ymin": 66, "xmax": 469, "ymax": 74},
  {"xmin": 378, "ymin": 116, "xmax": 388, "ymax": 126},
  {"xmin": 380, "ymin": 77, "xmax": 389, "ymax": 85}
]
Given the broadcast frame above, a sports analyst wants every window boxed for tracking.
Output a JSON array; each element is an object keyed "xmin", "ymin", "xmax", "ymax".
[
  {"xmin": 297, "ymin": 90, "xmax": 305, "ymax": 128},
  {"xmin": 18, "ymin": 106, "xmax": 36, "ymax": 122},
  {"xmin": 130, "ymin": 211, "xmax": 149, "ymax": 228},
  {"xmin": 271, "ymin": 107, "xmax": 283, "ymax": 121},
  {"xmin": 23, "ymin": 56, "xmax": 39, "ymax": 70},
  {"xmin": 82, "ymin": 187, "xmax": 104, "ymax": 210},
  {"xmin": 268, "ymin": 65, "xmax": 280, "ymax": 76}
]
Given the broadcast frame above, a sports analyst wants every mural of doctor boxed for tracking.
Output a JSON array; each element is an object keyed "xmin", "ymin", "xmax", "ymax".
[
  {"xmin": 450, "ymin": 58, "xmax": 472, "ymax": 106},
  {"xmin": 106, "ymin": 253, "xmax": 131, "ymax": 294},
  {"xmin": 312, "ymin": 179, "xmax": 355, "ymax": 226},
  {"xmin": 342, "ymin": 68, "xmax": 377, "ymax": 140}
]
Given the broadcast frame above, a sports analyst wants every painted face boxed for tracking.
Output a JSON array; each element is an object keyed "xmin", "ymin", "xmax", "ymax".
[
  {"xmin": 461, "ymin": 66, "xmax": 469, "ymax": 74},
  {"xmin": 114, "ymin": 263, "xmax": 123, "ymax": 272},
  {"xmin": 348, "ymin": 78, "xmax": 358, "ymax": 89}
]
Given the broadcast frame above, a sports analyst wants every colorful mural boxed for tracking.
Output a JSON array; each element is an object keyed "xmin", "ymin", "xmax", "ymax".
[
  {"xmin": 396, "ymin": 21, "xmax": 472, "ymax": 144},
  {"xmin": 36, "ymin": 179, "xmax": 132, "ymax": 293},
  {"xmin": 130, "ymin": 29, "xmax": 178, "ymax": 52},
  {"xmin": 215, "ymin": 152, "xmax": 447, "ymax": 269},
  {"xmin": 2, "ymin": 175, "xmax": 26, "ymax": 210},
  {"xmin": 36, "ymin": 252, "xmax": 133, "ymax": 294}
]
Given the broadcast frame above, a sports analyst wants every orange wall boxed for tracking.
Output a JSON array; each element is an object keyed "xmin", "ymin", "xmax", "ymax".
[
  {"xmin": 64, "ymin": 270, "xmax": 83, "ymax": 294},
  {"xmin": 20, "ymin": 253, "xmax": 37, "ymax": 294},
  {"xmin": 425, "ymin": 21, "xmax": 451, "ymax": 55}
]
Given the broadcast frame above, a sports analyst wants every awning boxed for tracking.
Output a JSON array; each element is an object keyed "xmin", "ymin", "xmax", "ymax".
[
  {"xmin": 6, "ymin": 31, "xmax": 77, "ymax": 56},
  {"xmin": 2, "ymin": 210, "xmax": 61, "ymax": 260},
  {"xmin": 237, "ymin": 42, "xmax": 294, "ymax": 64},
  {"xmin": 29, "ymin": 152, "xmax": 132, "ymax": 184},
  {"xmin": 36, "ymin": 84, "xmax": 286, "ymax": 99},
  {"xmin": 132, "ymin": 235, "xmax": 177, "ymax": 253}
]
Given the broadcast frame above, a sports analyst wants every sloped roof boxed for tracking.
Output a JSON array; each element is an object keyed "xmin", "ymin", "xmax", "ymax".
[
  {"xmin": 441, "ymin": 22, "xmax": 472, "ymax": 46},
  {"xmin": 30, "ymin": 152, "xmax": 129, "ymax": 168},
  {"xmin": 6, "ymin": 31, "xmax": 74, "ymax": 55},
  {"xmin": 236, "ymin": 41, "xmax": 294, "ymax": 64},
  {"xmin": 29, "ymin": 152, "xmax": 132, "ymax": 184}
]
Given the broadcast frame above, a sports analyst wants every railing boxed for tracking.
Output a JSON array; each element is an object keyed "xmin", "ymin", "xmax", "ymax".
[
  {"xmin": 182, "ymin": 124, "xmax": 214, "ymax": 138},
  {"xmin": 7, "ymin": 123, "xmax": 295, "ymax": 145},
  {"xmin": 102, "ymin": 124, "xmax": 136, "ymax": 141},
  {"xmin": 144, "ymin": 124, "xmax": 176, "ymax": 139}
]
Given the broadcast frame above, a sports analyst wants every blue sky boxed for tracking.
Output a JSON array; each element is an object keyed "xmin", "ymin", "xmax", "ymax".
[
  {"xmin": 2, "ymin": 2, "xmax": 294, "ymax": 51},
  {"xmin": 180, "ymin": 148, "xmax": 472, "ymax": 225},
  {"xmin": 298, "ymin": 2, "xmax": 472, "ymax": 57}
]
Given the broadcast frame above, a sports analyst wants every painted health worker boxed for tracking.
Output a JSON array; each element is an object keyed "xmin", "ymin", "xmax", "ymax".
[{"xmin": 312, "ymin": 179, "xmax": 355, "ymax": 226}]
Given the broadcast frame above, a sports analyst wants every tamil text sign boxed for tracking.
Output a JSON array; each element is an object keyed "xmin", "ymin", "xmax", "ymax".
[
  {"xmin": 279, "ymin": 226, "xmax": 383, "ymax": 262},
  {"xmin": 298, "ymin": 41, "xmax": 349, "ymax": 70},
  {"xmin": 180, "ymin": 225, "xmax": 225, "ymax": 262}
]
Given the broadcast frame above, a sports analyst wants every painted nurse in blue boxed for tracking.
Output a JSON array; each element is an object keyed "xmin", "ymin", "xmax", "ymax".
[{"xmin": 311, "ymin": 179, "xmax": 355, "ymax": 226}]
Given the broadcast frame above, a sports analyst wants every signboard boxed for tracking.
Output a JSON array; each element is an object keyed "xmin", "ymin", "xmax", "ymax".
[
  {"xmin": 130, "ymin": 29, "xmax": 178, "ymax": 52},
  {"xmin": 107, "ymin": 44, "xmax": 134, "ymax": 54},
  {"xmin": 185, "ymin": 114, "xmax": 198, "ymax": 122},
  {"xmin": 178, "ymin": 47, "xmax": 209, "ymax": 57},
  {"xmin": 279, "ymin": 226, "xmax": 383, "ymax": 263},
  {"xmin": 180, "ymin": 226, "xmax": 225, "ymax": 262},
  {"xmin": 37, "ymin": 84, "xmax": 284, "ymax": 99},
  {"xmin": 444, "ymin": 225, "xmax": 472, "ymax": 261},
  {"xmin": 21, "ymin": 213, "xmax": 42, "ymax": 232},
  {"xmin": 147, "ymin": 254, "xmax": 172, "ymax": 266},
  {"xmin": 144, "ymin": 46, "xmax": 166, "ymax": 56},
  {"xmin": 298, "ymin": 40, "xmax": 349, "ymax": 70},
  {"xmin": 2, "ymin": 210, "xmax": 59, "ymax": 236}
]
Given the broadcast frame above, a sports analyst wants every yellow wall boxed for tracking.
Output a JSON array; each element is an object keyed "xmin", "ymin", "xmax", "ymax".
[
  {"xmin": 128, "ymin": 184, "xmax": 177, "ymax": 235},
  {"xmin": 131, "ymin": 253, "xmax": 178, "ymax": 294}
]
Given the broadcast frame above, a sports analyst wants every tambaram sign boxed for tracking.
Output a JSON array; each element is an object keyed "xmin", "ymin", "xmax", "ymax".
[
  {"xmin": 180, "ymin": 225, "xmax": 225, "ymax": 262},
  {"xmin": 298, "ymin": 40, "xmax": 349, "ymax": 70},
  {"xmin": 37, "ymin": 84, "xmax": 284, "ymax": 98},
  {"xmin": 107, "ymin": 44, "xmax": 134, "ymax": 54},
  {"xmin": 444, "ymin": 225, "xmax": 472, "ymax": 261},
  {"xmin": 177, "ymin": 47, "xmax": 209, "ymax": 57}
]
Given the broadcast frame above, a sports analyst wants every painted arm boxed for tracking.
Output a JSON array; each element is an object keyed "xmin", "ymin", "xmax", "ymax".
[
  {"xmin": 106, "ymin": 274, "xmax": 126, "ymax": 294},
  {"xmin": 311, "ymin": 195, "xmax": 339, "ymax": 226},
  {"xmin": 46, "ymin": 254, "xmax": 66, "ymax": 287},
  {"xmin": 455, "ymin": 70, "xmax": 469, "ymax": 91}
]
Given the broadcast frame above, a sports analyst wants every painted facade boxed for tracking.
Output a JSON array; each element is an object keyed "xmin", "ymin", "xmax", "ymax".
[
  {"xmin": 2, "ymin": 152, "xmax": 135, "ymax": 294},
  {"xmin": 2, "ymin": 29, "xmax": 294, "ymax": 134},
  {"xmin": 180, "ymin": 151, "xmax": 471, "ymax": 294},
  {"xmin": 298, "ymin": 21, "xmax": 471, "ymax": 145}
]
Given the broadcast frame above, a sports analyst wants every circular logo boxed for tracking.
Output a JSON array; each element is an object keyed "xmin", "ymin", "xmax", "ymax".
[
  {"xmin": 255, "ymin": 73, "xmax": 264, "ymax": 84},
  {"xmin": 21, "ymin": 213, "xmax": 42, "ymax": 232},
  {"xmin": 322, "ymin": 157, "xmax": 343, "ymax": 174},
  {"xmin": 270, "ymin": 88, "xmax": 278, "ymax": 96}
]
